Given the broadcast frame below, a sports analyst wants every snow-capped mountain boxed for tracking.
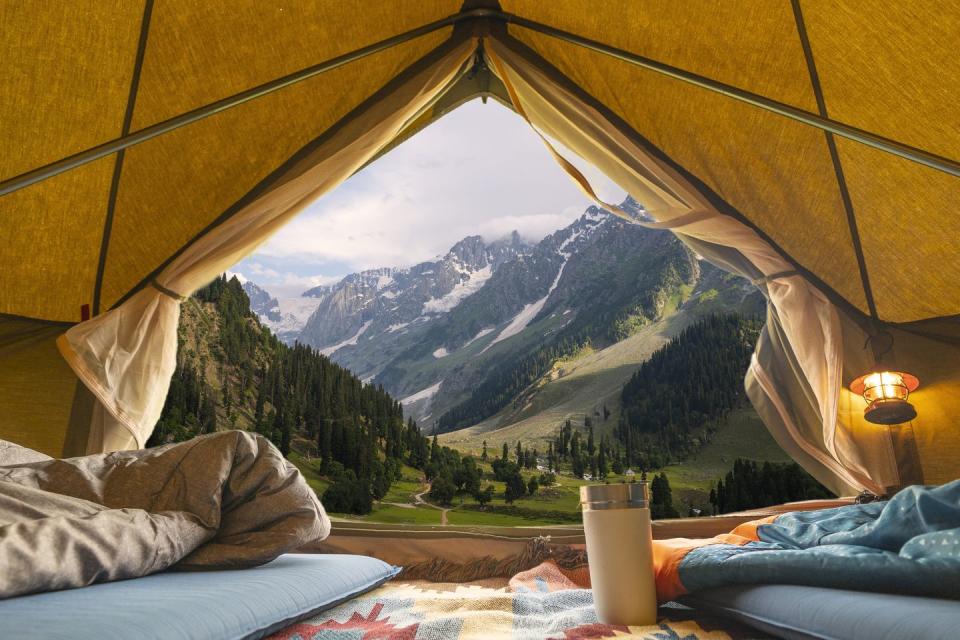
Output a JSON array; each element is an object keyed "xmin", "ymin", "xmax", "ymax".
[
  {"xmin": 295, "ymin": 231, "xmax": 532, "ymax": 353},
  {"xmin": 241, "ymin": 280, "xmax": 280, "ymax": 322},
  {"xmin": 241, "ymin": 196, "xmax": 761, "ymax": 432},
  {"xmin": 241, "ymin": 280, "xmax": 321, "ymax": 343},
  {"xmin": 291, "ymin": 197, "xmax": 655, "ymax": 416}
]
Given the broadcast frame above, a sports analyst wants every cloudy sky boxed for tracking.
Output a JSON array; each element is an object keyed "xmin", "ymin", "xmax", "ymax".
[{"xmin": 232, "ymin": 99, "xmax": 624, "ymax": 297}]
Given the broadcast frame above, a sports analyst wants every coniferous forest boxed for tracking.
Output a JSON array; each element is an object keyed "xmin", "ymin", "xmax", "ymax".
[
  {"xmin": 617, "ymin": 313, "xmax": 762, "ymax": 467},
  {"xmin": 710, "ymin": 458, "xmax": 832, "ymax": 514},
  {"xmin": 149, "ymin": 275, "xmax": 480, "ymax": 515}
]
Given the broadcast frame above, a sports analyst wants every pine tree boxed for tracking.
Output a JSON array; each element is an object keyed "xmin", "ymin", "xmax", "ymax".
[
  {"xmin": 650, "ymin": 472, "xmax": 678, "ymax": 519},
  {"xmin": 572, "ymin": 454, "xmax": 585, "ymax": 479},
  {"xmin": 504, "ymin": 472, "xmax": 526, "ymax": 504}
]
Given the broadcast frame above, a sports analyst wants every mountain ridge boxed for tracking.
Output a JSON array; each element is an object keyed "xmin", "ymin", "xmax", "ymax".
[{"xmin": 240, "ymin": 197, "xmax": 762, "ymax": 438}]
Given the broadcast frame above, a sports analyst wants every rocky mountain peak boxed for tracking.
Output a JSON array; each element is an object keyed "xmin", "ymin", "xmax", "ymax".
[
  {"xmin": 448, "ymin": 235, "xmax": 489, "ymax": 270},
  {"xmin": 241, "ymin": 280, "xmax": 280, "ymax": 322}
]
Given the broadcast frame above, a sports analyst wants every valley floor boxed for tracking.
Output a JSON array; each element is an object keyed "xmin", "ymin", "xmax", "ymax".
[{"xmin": 295, "ymin": 405, "xmax": 792, "ymax": 527}]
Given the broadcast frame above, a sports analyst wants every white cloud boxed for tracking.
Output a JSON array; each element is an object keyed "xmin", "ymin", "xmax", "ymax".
[
  {"xmin": 232, "ymin": 263, "xmax": 343, "ymax": 298},
  {"xmin": 235, "ymin": 99, "xmax": 625, "ymax": 293}
]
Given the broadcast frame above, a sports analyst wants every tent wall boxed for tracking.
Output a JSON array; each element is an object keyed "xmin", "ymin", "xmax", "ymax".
[
  {"xmin": 499, "ymin": 1, "xmax": 960, "ymax": 324},
  {"xmin": 0, "ymin": 319, "xmax": 87, "ymax": 457}
]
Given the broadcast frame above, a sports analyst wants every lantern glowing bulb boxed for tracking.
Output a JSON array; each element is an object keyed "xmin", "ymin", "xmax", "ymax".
[{"xmin": 849, "ymin": 370, "xmax": 919, "ymax": 425}]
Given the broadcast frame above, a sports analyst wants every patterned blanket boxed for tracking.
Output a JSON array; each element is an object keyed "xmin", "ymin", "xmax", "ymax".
[
  {"xmin": 268, "ymin": 562, "xmax": 761, "ymax": 640},
  {"xmin": 270, "ymin": 482, "xmax": 960, "ymax": 638}
]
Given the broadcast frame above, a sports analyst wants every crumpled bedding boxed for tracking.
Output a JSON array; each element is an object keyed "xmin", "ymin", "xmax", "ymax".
[
  {"xmin": 0, "ymin": 431, "xmax": 330, "ymax": 599},
  {"xmin": 658, "ymin": 480, "xmax": 960, "ymax": 601}
]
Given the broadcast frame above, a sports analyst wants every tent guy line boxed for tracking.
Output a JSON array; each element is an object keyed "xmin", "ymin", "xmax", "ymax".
[{"xmin": 3, "ymin": 8, "xmax": 958, "ymax": 199}]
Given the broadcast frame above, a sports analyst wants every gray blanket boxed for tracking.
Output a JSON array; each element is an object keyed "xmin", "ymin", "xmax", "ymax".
[{"xmin": 0, "ymin": 431, "xmax": 330, "ymax": 599}]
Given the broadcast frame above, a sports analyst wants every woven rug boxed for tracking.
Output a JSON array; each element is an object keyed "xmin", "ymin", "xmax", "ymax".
[{"xmin": 268, "ymin": 561, "xmax": 766, "ymax": 639}]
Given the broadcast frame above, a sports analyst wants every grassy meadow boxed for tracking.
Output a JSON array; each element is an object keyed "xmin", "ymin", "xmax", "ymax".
[{"xmin": 293, "ymin": 405, "xmax": 791, "ymax": 527}]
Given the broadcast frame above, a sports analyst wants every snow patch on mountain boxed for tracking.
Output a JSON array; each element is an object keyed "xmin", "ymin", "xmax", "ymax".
[
  {"xmin": 485, "ymin": 252, "xmax": 570, "ymax": 351},
  {"xmin": 422, "ymin": 265, "xmax": 493, "ymax": 314},
  {"xmin": 319, "ymin": 320, "xmax": 372, "ymax": 356},
  {"xmin": 463, "ymin": 327, "xmax": 495, "ymax": 349},
  {"xmin": 401, "ymin": 380, "xmax": 443, "ymax": 405},
  {"xmin": 481, "ymin": 211, "xmax": 613, "ymax": 350},
  {"xmin": 432, "ymin": 347, "xmax": 449, "ymax": 359}
]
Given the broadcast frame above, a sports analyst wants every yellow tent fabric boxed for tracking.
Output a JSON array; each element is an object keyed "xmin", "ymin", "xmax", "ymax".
[
  {"xmin": 0, "ymin": 2, "xmax": 957, "ymax": 491},
  {"xmin": 0, "ymin": 0, "xmax": 459, "ymax": 322},
  {"xmin": 501, "ymin": 1, "xmax": 960, "ymax": 324}
]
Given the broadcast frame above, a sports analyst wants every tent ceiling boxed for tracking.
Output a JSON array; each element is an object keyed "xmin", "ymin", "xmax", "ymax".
[
  {"xmin": 0, "ymin": 0, "xmax": 459, "ymax": 322},
  {"xmin": 1, "ymin": 1, "xmax": 957, "ymax": 325},
  {"xmin": 500, "ymin": 1, "xmax": 960, "ymax": 324}
]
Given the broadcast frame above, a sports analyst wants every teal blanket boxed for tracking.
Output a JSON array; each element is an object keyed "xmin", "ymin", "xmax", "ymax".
[{"xmin": 680, "ymin": 480, "xmax": 960, "ymax": 599}]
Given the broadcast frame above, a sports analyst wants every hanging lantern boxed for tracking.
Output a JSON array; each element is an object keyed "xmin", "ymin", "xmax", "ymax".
[{"xmin": 849, "ymin": 370, "xmax": 919, "ymax": 425}]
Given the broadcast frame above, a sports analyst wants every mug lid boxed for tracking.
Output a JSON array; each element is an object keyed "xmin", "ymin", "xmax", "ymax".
[{"xmin": 580, "ymin": 482, "xmax": 648, "ymax": 510}]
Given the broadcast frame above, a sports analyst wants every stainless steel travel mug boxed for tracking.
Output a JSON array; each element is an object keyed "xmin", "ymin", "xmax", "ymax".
[{"xmin": 580, "ymin": 482, "xmax": 657, "ymax": 626}]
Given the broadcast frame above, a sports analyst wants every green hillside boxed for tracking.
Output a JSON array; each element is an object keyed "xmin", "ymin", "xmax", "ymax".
[{"xmin": 160, "ymin": 273, "xmax": 821, "ymax": 527}]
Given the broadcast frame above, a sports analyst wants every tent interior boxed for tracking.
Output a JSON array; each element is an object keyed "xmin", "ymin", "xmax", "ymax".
[{"xmin": 2, "ymin": 1, "xmax": 959, "ymax": 638}]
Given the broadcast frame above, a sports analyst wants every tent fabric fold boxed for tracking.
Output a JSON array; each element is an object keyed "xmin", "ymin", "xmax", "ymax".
[{"xmin": 1, "ymin": 3, "xmax": 957, "ymax": 493}]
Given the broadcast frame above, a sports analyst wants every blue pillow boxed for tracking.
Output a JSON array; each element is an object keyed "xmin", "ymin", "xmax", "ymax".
[{"xmin": 0, "ymin": 553, "xmax": 399, "ymax": 640}]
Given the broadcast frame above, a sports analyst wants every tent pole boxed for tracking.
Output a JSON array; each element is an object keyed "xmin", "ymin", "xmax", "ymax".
[
  {"xmin": 5, "ymin": 7, "xmax": 958, "ymax": 197},
  {"xmin": 0, "ymin": 9, "xmax": 494, "ymax": 197},
  {"xmin": 496, "ymin": 13, "xmax": 960, "ymax": 180}
]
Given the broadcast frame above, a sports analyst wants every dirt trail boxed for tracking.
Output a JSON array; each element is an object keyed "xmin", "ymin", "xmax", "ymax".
[{"xmin": 414, "ymin": 484, "xmax": 450, "ymax": 525}]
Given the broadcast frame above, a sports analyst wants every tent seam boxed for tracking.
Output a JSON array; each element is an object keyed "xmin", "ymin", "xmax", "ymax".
[
  {"xmin": 92, "ymin": 0, "xmax": 155, "ymax": 317},
  {"xmin": 790, "ymin": 0, "xmax": 879, "ymax": 322}
]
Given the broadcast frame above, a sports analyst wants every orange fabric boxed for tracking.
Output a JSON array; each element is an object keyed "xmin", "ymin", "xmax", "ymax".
[
  {"xmin": 652, "ymin": 531, "xmax": 761, "ymax": 602},
  {"xmin": 507, "ymin": 516, "xmax": 788, "ymax": 601},
  {"xmin": 729, "ymin": 514, "xmax": 780, "ymax": 541}
]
